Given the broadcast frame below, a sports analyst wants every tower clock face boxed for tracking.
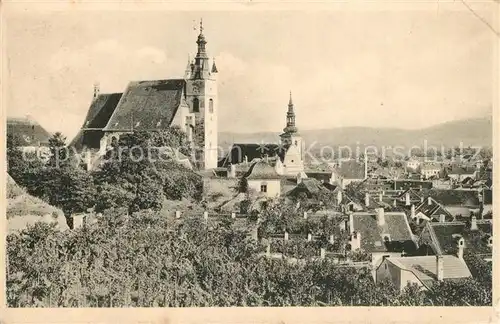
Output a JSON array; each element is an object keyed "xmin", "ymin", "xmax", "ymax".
[{"xmin": 191, "ymin": 81, "xmax": 204, "ymax": 94}]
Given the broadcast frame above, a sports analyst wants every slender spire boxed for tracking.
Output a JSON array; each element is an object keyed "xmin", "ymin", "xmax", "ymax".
[
  {"xmin": 211, "ymin": 57, "xmax": 218, "ymax": 73},
  {"xmin": 283, "ymin": 91, "xmax": 298, "ymax": 134},
  {"xmin": 200, "ymin": 18, "xmax": 204, "ymax": 34}
]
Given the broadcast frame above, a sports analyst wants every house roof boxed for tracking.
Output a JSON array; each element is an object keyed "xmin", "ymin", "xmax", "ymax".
[
  {"xmin": 69, "ymin": 93, "xmax": 123, "ymax": 149},
  {"xmin": 244, "ymin": 160, "xmax": 281, "ymax": 180},
  {"xmin": 393, "ymin": 180, "xmax": 433, "ymax": 190},
  {"xmin": 83, "ymin": 93, "xmax": 123, "ymax": 129},
  {"xmin": 287, "ymin": 178, "xmax": 331, "ymax": 198},
  {"xmin": 7, "ymin": 116, "xmax": 52, "ymax": 146},
  {"xmin": 425, "ymin": 189, "xmax": 480, "ymax": 207},
  {"xmin": 386, "ymin": 255, "xmax": 472, "ymax": 288},
  {"xmin": 427, "ymin": 221, "xmax": 492, "ymax": 257},
  {"xmin": 414, "ymin": 198, "xmax": 454, "ymax": 221},
  {"xmin": 351, "ymin": 211, "xmax": 415, "ymax": 253},
  {"xmin": 335, "ymin": 160, "xmax": 365, "ymax": 180},
  {"xmin": 305, "ymin": 171, "xmax": 332, "ymax": 183},
  {"xmin": 103, "ymin": 79, "xmax": 187, "ymax": 132},
  {"xmin": 219, "ymin": 143, "xmax": 286, "ymax": 168},
  {"xmin": 483, "ymin": 189, "xmax": 492, "ymax": 205},
  {"xmin": 420, "ymin": 163, "xmax": 442, "ymax": 171},
  {"xmin": 449, "ymin": 166, "xmax": 476, "ymax": 175}
]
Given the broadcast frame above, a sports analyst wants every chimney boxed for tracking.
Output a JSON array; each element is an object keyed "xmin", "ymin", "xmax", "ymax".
[
  {"xmin": 470, "ymin": 216, "xmax": 478, "ymax": 231},
  {"xmin": 266, "ymin": 243, "xmax": 271, "ymax": 257},
  {"xmin": 175, "ymin": 211, "xmax": 181, "ymax": 219},
  {"xmin": 377, "ymin": 208, "xmax": 385, "ymax": 226},
  {"xmin": 307, "ymin": 233, "xmax": 312, "ymax": 242},
  {"xmin": 244, "ymin": 155, "xmax": 248, "ymax": 164},
  {"xmin": 379, "ymin": 192, "xmax": 383, "ymax": 202},
  {"xmin": 229, "ymin": 164, "xmax": 236, "ymax": 178},
  {"xmin": 351, "ymin": 231, "xmax": 361, "ymax": 250},
  {"xmin": 457, "ymin": 238, "xmax": 464, "ymax": 259},
  {"xmin": 364, "ymin": 154, "xmax": 368, "ymax": 179},
  {"xmin": 427, "ymin": 196, "xmax": 432, "ymax": 206},
  {"xmin": 337, "ymin": 190, "xmax": 343, "ymax": 205},
  {"xmin": 405, "ymin": 192, "xmax": 410, "ymax": 206},
  {"xmin": 320, "ymin": 248, "xmax": 326, "ymax": 259},
  {"xmin": 438, "ymin": 214, "xmax": 445, "ymax": 223},
  {"xmin": 329, "ymin": 234, "xmax": 334, "ymax": 244},
  {"xmin": 420, "ymin": 196, "xmax": 424, "ymax": 203},
  {"xmin": 284, "ymin": 231, "xmax": 289, "ymax": 241},
  {"xmin": 93, "ymin": 82, "xmax": 100, "ymax": 99},
  {"xmin": 365, "ymin": 192, "xmax": 370, "ymax": 207},
  {"xmin": 231, "ymin": 212, "xmax": 236, "ymax": 219},
  {"xmin": 264, "ymin": 154, "xmax": 269, "ymax": 163},
  {"xmin": 203, "ymin": 211, "xmax": 208, "ymax": 221},
  {"xmin": 393, "ymin": 199, "xmax": 397, "ymax": 207},
  {"xmin": 436, "ymin": 255, "xmax": 444, "ymax": 281},
  {"xmin": 303, "ymin": 211, "xmax": 308, "ymax": 219},
  {"xmin": 411, "ymin": 204, "xmax": 415, "ymax": 219}
]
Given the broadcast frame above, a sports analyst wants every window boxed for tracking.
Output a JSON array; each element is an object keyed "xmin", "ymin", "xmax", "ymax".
[
  {"xmin": 193, "ymin": 98, "xmax": 200, "ymax": 113},
  {"xmin": 209, "ymin": 98, "xmax": 214, "ymax": 113},
  {"xmin": 295, "ymin": 140, "xmax": 298, "ymax": 146},
  {"xmin": 260, "ymin": 184, "xmax": 267, "ymax": 193}
]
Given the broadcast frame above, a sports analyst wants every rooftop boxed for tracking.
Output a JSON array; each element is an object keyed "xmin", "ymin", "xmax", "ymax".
[
  {"xmin": 386, "ymin": 255, "xmax": 472, "ymax": 288},
  {"xmin": 351, "ymin": 211, "xmax": 416, "ymax": 253}
]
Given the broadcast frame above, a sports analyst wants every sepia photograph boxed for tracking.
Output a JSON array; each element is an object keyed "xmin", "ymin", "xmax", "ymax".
[{"xmin": 1, "ymin": 0, "xmax": 497, "ymax": 316}]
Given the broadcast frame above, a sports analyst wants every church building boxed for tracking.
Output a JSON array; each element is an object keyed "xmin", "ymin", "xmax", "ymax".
[
  {"xmin": 71, "ymin": 20, "xmax": 219, "ymax": 170},
  {"xmin": 219, "ymin": 91, "xmax": 305, "ymax": 177}
]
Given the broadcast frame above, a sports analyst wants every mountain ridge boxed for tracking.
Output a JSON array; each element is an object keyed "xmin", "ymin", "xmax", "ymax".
[{"xmin": 219, "ymin": 116, "xmax": 493, "ymax": 151}]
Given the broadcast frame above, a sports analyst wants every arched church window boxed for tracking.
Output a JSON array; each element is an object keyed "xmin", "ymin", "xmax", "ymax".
[
  {"xmin": 193, "ymin": 98, "xmax": 200, "ymax": 113},
  {"xmin": 209, "ymin": 99, "xmax": 214, "ymax": 113}
]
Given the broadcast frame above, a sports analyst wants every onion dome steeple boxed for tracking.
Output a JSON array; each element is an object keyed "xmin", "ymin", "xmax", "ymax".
[
  {"xmin": 283, "ymin": 91, "xmax": 298, "ymax": 134},
  {"xmin": 192, "ymin": 18, "xmax": 210, "ymax": 79}
]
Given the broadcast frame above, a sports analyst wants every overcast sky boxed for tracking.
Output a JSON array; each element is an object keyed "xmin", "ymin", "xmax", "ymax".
[{"xmin": 5, "ymin": 4, "xmax": 495, "ymax": 141}]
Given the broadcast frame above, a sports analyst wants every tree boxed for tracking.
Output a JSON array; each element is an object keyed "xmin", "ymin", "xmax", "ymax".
[
  {"xmin": 7, "ymin": 133, "xmax": 44, "ymax": 185},
  {"xmin": 47, "ymin": 132, "xmax": 69, "ymax": 168}
]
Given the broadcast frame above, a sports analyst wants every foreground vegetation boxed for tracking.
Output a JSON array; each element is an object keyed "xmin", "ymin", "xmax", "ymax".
[
  {"xmin": 6, "ymin": 129, "xmax": 492, "ymax": 307},
  {"xmin": 7, "ymin": 210, "xmax": 492, "ymax": 307}
]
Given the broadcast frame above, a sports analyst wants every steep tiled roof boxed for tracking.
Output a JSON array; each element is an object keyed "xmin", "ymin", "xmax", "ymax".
[
  {"xmin": 69, "ymin": 93, "xmax": 123, "ymax": 149},
  {"xmin": 335, "ymin": 160, "xmax": 365, "ymax": 179},
  {"xmin": 415, "ymin": 199, "xmax": 453, "ymax": 222},
  {"xmin": 351, "ymin": 212, "xmax": 416, "ymax": 253},
  {"xmin": 7, "ymin": 117, "xmax": 51, "ymax": 146},
  {"xmin": 287, "ymin": 178, "xmax": 330, "ymax": 198},
  {"xmin": 305, "ymin": 171, "xmax": 332, "ymax": 183},
  {"xmin": 244, "ymin": 160, "xmax": 281, "ymax": 180},
  {"xmin": 103, "ymin": 79, "xmax": 187, "ymax": 132},
  {"xmin": 428, "ymin": 221, "xmax": 492, "ymax": 257},
  {"xmin": 425, "ymin": 189, "xmax": 480, "ymax": 207},
  {"xmin": 83, "ymin": 93, "xmax": 123, "ymax": 129},
  {"xmin": 386, "ymin": 255, "xmax": 472, "ymax": 288},
  {"xmin": 219, "ymin": 143, "xmax": 286, "ymax": 168}
]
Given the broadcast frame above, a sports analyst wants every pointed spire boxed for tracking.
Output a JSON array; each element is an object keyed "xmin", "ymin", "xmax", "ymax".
[
  {"xmin": 289, "ymin": 90, "xmax": 293, "ymax": 106},
  {"xmin": 211, "ymin": 57, "xmax": 218, "ymax": 73},
  {"xmin": 199, "ymin": 18, "xmax": 204, "ymax": 35}
]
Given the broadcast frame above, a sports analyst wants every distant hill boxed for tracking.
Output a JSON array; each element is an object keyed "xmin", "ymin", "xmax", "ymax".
[{"xmin": 219, "ymin": 116, "xmax": 492, "ymax": 155}]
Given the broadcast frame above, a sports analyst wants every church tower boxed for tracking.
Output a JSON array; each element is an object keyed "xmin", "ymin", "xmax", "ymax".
[
  {"xmin": 185, "ymin": 19, "xmax": 218, "ymax": 170},
  {"xmin": 280, "ymin": 91, "xmax": 305, "ymax": 176}
]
